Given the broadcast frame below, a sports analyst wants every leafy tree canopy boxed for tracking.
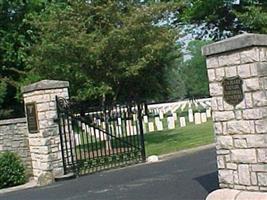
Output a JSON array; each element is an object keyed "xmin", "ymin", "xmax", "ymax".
[
  {"xmin": 181, "ymin": 0, "xmax": 267, "ymax": 40},
  {"xmin": 180, "ymin": 40, "xmax": 211, "ymax": 98},
  {"xmin": 0, "ymin": 0, "xmax": 50, "ymax": 116},
  {"xmin": 28, "ymin": 1, "xmax": 182, "ymax": 104}
]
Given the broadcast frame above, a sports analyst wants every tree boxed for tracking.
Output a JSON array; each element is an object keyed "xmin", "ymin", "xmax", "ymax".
[
  {"xmin": 162, "ymin": 56, "xmax": 186, "ymax": 101},
  {"xmin": 28, "ymin": 1, "xmax": 181, "ymax": 104},
  {"xmin": 0, "ymin": 0, "xmax": 59, "ymax": 117},
  {"xmin": 180, "ymin": 40, "xmax": 211, "ymax": 98},
  {"xmin": 181, "ymin": 0, "xmax": 267, "ymax": 40},
  {"xmin": 236, "ymin": 2, "xmax": 267, "ymax": 34}
]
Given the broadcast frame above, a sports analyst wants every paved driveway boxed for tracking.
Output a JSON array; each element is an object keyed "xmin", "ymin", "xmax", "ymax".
[{"xmin": 0, "ymin": 146, "xmax": 218, "ymax": 200}]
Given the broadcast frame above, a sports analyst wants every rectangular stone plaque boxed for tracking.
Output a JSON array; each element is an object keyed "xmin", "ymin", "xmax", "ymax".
[{"xmin": 26, "ymin": 102, "xmax": 39, "ymax": 133}]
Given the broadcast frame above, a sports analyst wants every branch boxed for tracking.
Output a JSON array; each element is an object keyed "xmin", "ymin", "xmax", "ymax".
[{"xmin": 7, "ymin": 67, "xmax": 27, "ymax": 75}]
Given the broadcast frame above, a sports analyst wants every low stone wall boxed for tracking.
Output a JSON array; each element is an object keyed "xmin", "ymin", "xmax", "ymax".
[{"xmin": 0, "ymin": 118, "xmax": 33, "ymax": 177}]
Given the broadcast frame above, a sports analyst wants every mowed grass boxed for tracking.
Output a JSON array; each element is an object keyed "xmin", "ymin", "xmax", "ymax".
[{"xmin": 144, "ymin": 120, "xmax": 214, "ymax": 156}]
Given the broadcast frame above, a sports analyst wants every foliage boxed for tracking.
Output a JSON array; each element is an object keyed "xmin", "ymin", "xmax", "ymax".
[
  {"xmin": 181, "ymin": 0, "xmax": 267, "ymax": 40},
  {"xmin": 236, "ymin": 3, "xmax": 267, "ymax": 34},
  {"xmin": 0, "ymin": 0, "xmax": 55, "ymax": 117},
  {"xmin": 0, "ymin": 80, "xmax": 12, "ymax": 118},
  {"xmin": 28, "ymin": 1, "xmax": 181, "ymax": 103},
  {"xmin": 163, "ymin": 58, "xmax": 186, "ymax": 100},
  {"xmin": 0, "ymin": 151, "xmax": 26, "ymax": 189},
  {"xmin": 0, "ymin": 81, "xmax": 7, "ymax": 105},
  {"xmin": 179, "ymin": 40, "xmax": 211, "ymax": 98}
]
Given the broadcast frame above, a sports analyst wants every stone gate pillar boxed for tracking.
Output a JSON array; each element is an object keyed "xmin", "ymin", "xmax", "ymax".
[
  {"xmin": 202, "ymin": 34, "xmax": 267, "ymax": 192},
  {"xmin": 21, "ymin": 80, "xmax": 69, "ymax": 185}
]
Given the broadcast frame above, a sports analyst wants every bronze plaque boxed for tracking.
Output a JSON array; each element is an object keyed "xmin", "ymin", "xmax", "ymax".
[
  {"xmin": 222, "ymin": 76, "xmax": 244, "ymax": 106},
  {"xmin": 26, "ymin": 102, "xmax": 39, "ymax": 133}
]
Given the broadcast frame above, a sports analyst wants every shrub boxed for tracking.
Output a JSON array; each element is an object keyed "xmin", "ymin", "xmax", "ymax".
[{"xmin": 0, "ymin": 151, "xmax": 26, "ymax": 189}]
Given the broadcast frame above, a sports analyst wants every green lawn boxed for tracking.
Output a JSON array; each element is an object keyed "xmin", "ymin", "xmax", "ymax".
[{"xmin": 144, "ymin": 120, "xmax": 214, "ymax": 156}]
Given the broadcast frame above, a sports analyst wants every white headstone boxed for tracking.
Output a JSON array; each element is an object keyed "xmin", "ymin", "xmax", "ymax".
[
  {"xmin": 201, "ymin": 113, "xmax": 207, "ymax": 123},
  {"xmin": 94, "ymin": 128, "xmax": 100, "ymax": 139},
  {"xmin": 148, "ymin": 122, "xmax": 155, "ymax": 132},
  {"xmin": 156, "ymin": 120, "xmax": 163, "ymax": 131},
  {"xmin": 102, "ymin": 122, "xmax": 106, "ymax": 130},
  {"xmin": 179, "ymin": 117, "xmax": 186, "ymax": 127},
  {"xmin": 181, "ymin": 102, "xmax": 187, "ymax": 111},
  {"xmin": 109, "ymin": 124, "xmax": 114, "ymax": 134},
  {"xmin": 200, "ymin": 101, "xmax": 207, "ymax": 109},
  {"xmin": 205, "ymin": 100, "xmax": 211, "ymax": 106},
  {"xmin": 206, "ymin": 108, "xmax": 211, "ymax": 118},
  {"xmin": 99, "ymin": 130, "xmax": 106, "ymax": 141},
  {"xmin": 171, "ymin": 103, "xmax": 179, "ymax": 113},
  {"xmin": 86, "ymin": 125, "xmax": 90, "ymax": 132},
  {"xmin": 133, "ymin": 114, "xmax": 137, "ymax": 121},
  {"xmin": 167, "ymin": 116, "xmax": 175, "ymax": 129},
  {"xmin": 75, "ymin": 133, "xmax": 81, "ymax": 145},
  {"xmin": 188, "ymin": 101, "xmax": 192, "ymax": 108},
  {"xmin": 159, "ymin": 111, "xmax": 164, "ymax": 119},
  {"xmin": 143, "ymin": 122, "xmax": 147, "ymax": 133},
  {"xmin": 126, "ymin": 120, "xmax": 132, "ymax": 135},
  {"xmin": 173, "ymin": 112, "xmax": 177, "ymax": 121},
  {"xmin": 194, "ymin": 113, "xmax": 201, "ymax": 125},
  {"xmin": 155, "ymin": 117, "xmax": 160, "ymax": 124},
  {"xmin": 188, "ymin": 109, "xmax": 194, "ymax": 123},
  {"xmin": 132, "ymin": 125, "xmax": 137, "ymax": 135},
  {"xmin": 117, "ymin": 117, "xmax": 122, "ymax": 125},
  {"xmin": 116, "ymin": 125, "xmax": 122, "ymax": 135},
  {"xmin": 94, "ymin": 129, "xmax": 100, "ymax": 139},
  {"xmin": 90, "ymin": 127, "xmax": 94, "ymax": 135},
  {"xmin": 81, "ymin": 123, "xmax": 86, "ymax": 131},
  {"xmin": 143, "ymin": 115, "xmax": 148, "ymax": 123}
]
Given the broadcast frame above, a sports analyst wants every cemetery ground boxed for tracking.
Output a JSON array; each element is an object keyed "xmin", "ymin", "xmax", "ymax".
[
  {"xmin": 145, "ymin": 120, "xmax": 214, "ymax": 156},
  {"xmin": 0, "ymin": 146, "xmax": 218, "ymax": 200}
]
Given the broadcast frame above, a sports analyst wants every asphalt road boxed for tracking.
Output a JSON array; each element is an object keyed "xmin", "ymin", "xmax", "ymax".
[{"xmin": 0, "ymin": 147, "xmax": 218, "ymax": 200}]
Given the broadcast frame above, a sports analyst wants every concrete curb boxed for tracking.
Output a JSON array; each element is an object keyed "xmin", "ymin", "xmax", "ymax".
[
  {"xmin": 159, "ymin": 143, "xmax": 215, "ymax": 161},
  {"xmin": 0, "ymin": 180, "xmax": 37, "ymax": 194},
  {"xmin": 206, "ymin": 189, "xmax": 267, "ymax": 200},
  {"xmin": 55, "ymin": 173, "xmax": 76, "ymax": 182}
]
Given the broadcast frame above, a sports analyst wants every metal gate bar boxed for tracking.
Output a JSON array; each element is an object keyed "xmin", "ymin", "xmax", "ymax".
[{"xmin": 56, "ymin": 96, "xmax": 146, "ymax": 176}]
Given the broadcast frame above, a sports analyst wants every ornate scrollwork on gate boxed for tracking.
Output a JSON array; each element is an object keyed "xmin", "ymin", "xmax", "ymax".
[{"xmin": 56, "ymin": 97, "xmax": 71, "ymax": 112}]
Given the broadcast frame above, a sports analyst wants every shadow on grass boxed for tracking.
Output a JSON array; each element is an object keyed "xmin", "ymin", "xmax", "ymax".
[{"xmin": 194, "ymin": 171, "xmax": 219, "ymax": 193}]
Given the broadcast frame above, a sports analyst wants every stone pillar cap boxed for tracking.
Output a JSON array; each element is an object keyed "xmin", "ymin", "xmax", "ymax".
[
  {"xmin": 21, "ymin": 80, "xmax": 69, "ymax": 94},
  {"xmin": 202, "ymin": 33, "xmax": 267, "ymax": 56}
]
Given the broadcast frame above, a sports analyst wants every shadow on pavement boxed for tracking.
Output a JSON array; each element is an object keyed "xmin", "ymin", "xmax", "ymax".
[{"xmin": 194, "ymin": 171, "xmax": 219, "ymax": 193}]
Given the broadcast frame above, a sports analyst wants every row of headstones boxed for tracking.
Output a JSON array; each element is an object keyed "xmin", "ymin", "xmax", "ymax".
[
  {"xmin": 143, "ymin": 107, "xmax": 212, "ymax": 133},
  {"xmin": 73, "ymin": 103, "xmax": 212, "ymax": 143},
  {"xmin": 74, "ymin": 119, "xmax": 140, "ymax": 145},
  {"xmin": 148, "ymin": 98, "xmax": 211, "ymax": 116},
  {"xmin": 149, "ymin": 102, "xmax": 182, "ymax": 115}
]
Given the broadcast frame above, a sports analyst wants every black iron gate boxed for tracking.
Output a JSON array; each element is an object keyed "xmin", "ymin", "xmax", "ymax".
[{"xmin": 56, "ymin": 96, "xmax": 146, "ymax": 176}]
